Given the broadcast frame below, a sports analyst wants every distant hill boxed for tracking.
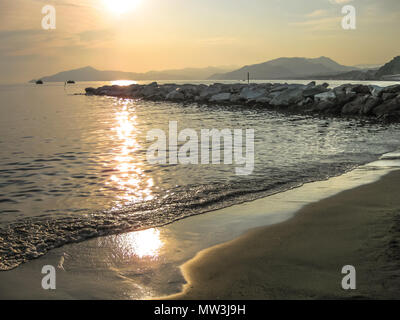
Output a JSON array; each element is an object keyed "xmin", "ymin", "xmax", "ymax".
[
  {"xmin": 352, "ymin": 64, "xmax": 382, "ymax": 70},
  {"xmin": 302, "ymin": 56, "xmax": 400, "ymax": 81},
  {"xmin": 209, "ymin": 57, "xmax": 358, "ymax": 80},
  {"xmin": 31, "ymin": 65, "xmax": 237, "ymax": 82},
  {"xmin": 375, "ymin": 56, "xmax": 400, "ymax": 79},
  {"xmin": 209, "ymin": 56, "xmax": 400, "ymax": 81},
  {"xmin": 32, "ymin": 56, "xmax": 400, "ymax": 83},
  {"xmin": 303, "ymin": 69, "xmax": 378, "ymax": 81}
]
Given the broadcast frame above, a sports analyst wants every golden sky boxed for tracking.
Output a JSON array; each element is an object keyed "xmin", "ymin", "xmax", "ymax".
[{"xmin": 0, "ymin": 0, "xmax": 399, "ymax": 82}]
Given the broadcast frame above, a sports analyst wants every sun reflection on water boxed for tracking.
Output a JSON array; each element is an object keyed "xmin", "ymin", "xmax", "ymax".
[
  {"xmin": 111, "ymin": 80, "xmax": 137, "ymax": 86},
  {"xmin": 119, "ymin": 228, "xmax": 163, "ymax": 259},
  {"xmin": 106, "ymin": 99, "xmax": 154, "ymax": 208}
]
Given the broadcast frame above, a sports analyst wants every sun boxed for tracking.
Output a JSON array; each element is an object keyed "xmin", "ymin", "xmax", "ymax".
[{"xmin": 103, "ymin": 0, "xmax": 141, "ymax": 15}]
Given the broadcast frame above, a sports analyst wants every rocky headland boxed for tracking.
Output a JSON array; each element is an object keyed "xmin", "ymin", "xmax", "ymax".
[{"xmin": 85, "ymin": 81, "xmax": 400, "ymax": 123}]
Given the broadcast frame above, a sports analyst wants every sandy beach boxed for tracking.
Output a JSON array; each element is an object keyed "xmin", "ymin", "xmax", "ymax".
[{"xmin": 168, "ymin": 170, "xmax": 400, "ymax": 300}]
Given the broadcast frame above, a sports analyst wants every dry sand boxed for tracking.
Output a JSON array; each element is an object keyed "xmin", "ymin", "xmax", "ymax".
[{"xmin": 169, "ymin": 171, "xmax": 400, "ymax": 300}]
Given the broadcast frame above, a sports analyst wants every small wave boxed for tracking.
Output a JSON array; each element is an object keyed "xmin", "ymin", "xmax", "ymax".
[
  {"xmin": 0, "ymin": 210, "xmax": 20, "ymax": 213},
  {"xmin": 380, "ymin": 154, "xmax": 400, "ymax": 161},
  {"xmin": 0, "ymin": 199, "xmax": 18, "ymax": 204},
  {"xmin": 0, "ymin": 161, "xmax": 357, "ymax": 271}
]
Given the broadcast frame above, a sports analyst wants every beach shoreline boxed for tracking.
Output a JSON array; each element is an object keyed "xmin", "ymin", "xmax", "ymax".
[
  {"xmin": 166, "ymin": 170, "xmax": 400, "ymax": 300},
  {"xmin": 1, "ymin": 159, "xmax": 399, "ymax": 299}
]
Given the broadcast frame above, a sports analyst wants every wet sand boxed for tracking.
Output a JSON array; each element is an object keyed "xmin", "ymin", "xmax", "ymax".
[{"xmin": 168, "ymin": 170, "xmax": 400, "ymax": 300}]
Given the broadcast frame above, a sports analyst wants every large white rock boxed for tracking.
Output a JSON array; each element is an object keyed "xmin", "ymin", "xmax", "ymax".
[
  {"xmin": 239, "ymin": 87, "xmax": 266, "ymax": 100},
  {"xmin": 141, "ymin": 86, "xmax": 159, "ymax": 97},
  {"xmin": 230, "ymin": 94, "xmax": 242, "ymax": 103},
  {"xmin": 255, "ymin": 96, "xmax": 272, "ymax": 103},
  {"xmin": 166, "ymin": 90, "xmax": 185, "ymax": 101},
  {"xmin": 314, "ymin": 91, "xmax": 336, "ymax": 102},
  {"xmin": 270, "ymin": 87, "xmax": 305, "ymax": 106},
  {"xmin": 210, "ymin": 93, "xmax": 231, "ymax": 102},
  {"xmin": 368, "ymin": 85, "xmax": 384, "ymax": 97},
  {"xmin": 270, "ymin": 84, "xmax": 289, "ymax": 92},
  {"xmin": 199, "ymin": 87, "xmax": 221, "ymax": 99}
]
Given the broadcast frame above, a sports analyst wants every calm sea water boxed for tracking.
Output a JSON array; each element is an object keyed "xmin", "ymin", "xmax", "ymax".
[{"xmin": 1, "ymin": 80, "xmax": 400, "ymax": 270}]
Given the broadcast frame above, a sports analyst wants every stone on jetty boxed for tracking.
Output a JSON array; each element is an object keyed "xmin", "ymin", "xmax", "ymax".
[
  {"xmin": 85, "ymin": 87, "xmax": 96, "ymax": 95},
  {"xmin": 382, "ymin": 84, "xmax": 400, "ymax": 94},
  {"xmin": 369, "ymin": 85, "xmax": 384, "ymax": 98},
  {"xmin": 166, "ymin": 89, "xmax": 185, "ymax": 101},
  {"xmin": 270, "ymin": 85, "xmax": 305, "ymax": 106},
  {"xmin": 314, "ymin": 91, "xmax": 336, "ymax": 102},
  {"xmin": 210, "ymin": 93, "xmax": 231, "ymax": 102},
  {"xmin": 342, "ymin": 95, "xmax": 369, "ymax": 115},
  {"xmin": 239, "ymin": 87, "xmax": 266, "ymax": 100},
  {"xmin": 303, "ymin": 85, "xmax": 328, "ymax": 98},
  {"xmin": 85, "ymin": 81, "xmax": 400, "ymax": 123}
]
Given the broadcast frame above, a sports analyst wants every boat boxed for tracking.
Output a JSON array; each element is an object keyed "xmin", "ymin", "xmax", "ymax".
[{"xmin": 36, "ymin": 80, "xmax": 43, "ymax": 84}]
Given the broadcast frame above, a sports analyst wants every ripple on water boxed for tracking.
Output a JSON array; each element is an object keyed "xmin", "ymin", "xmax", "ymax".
[{"xmin": 1, "ymin": 87, "xmax": 400, "ymax": 270}]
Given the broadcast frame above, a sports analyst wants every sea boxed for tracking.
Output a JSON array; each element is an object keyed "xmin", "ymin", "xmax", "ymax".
[{"xmin": 1, "ymin": 79, "xmax": 400, "ymax": 270}]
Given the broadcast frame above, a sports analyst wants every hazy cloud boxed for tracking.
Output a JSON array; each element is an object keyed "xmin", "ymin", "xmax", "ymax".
[
  {"xmin": 307, "ymin": 9, "xmax": 329, "ymax": 18},
  {"xmin": 329, "ymin": 0, "xmax": 354, "ymax": 4},
  {"xmin": 0, "ymin": 0, "xmax": 398, "ymax": 83},
  {"xmin": 78, "ymin": 29, "xmax": 115, "ymax": 43}
]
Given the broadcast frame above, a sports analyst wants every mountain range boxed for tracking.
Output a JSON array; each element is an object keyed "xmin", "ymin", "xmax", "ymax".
[
  {"xmin": 209, "ymin": 57, "xmax": 358, "ymax": 80},
  {"xmin": 31, "ymin": 65, "xmax": 237, "ymax": 82},
  {"xmin": 303, "ymin": 56, "xmax": 400, "ymax": 81},
  {"xmin": 31, "ymin": 56, "xmax": 400, "ymax": 82}
]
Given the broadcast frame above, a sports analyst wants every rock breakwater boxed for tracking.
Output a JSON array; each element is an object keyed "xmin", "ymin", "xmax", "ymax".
[{"xmin": 85, "ymin": 82, "xmax": 400, "ymax": 122}]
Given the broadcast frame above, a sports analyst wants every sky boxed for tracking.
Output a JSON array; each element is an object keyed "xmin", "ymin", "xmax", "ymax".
[{"xmin": 0, "ymin": 0, "xmax": 399, "ymax": 83}]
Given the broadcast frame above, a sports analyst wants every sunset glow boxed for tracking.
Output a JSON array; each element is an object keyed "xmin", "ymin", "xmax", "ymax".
[
  {"xmin": 103, "ymin": 0, "xmax": 141, "ymax": 15},
  {"xmin": 1, "ymin": 0, "xmax": 399, "ymax": 83}
]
